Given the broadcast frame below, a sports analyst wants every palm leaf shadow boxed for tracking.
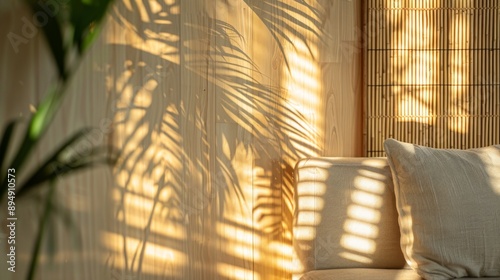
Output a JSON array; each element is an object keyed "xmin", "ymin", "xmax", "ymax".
[{"xmin": 105, "ymin": 0, "xmax": 326, "ymax": 277}]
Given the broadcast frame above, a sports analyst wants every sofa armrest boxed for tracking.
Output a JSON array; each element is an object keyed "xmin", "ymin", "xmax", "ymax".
[{"xmin": 292, "ymin": 157, "xmax": 406, "ymax": 277}]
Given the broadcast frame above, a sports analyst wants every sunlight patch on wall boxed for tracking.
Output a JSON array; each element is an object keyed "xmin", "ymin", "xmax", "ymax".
[
  {"xmin": 101, "ymin": 232, "xmax": 186, "ymax": 273},
  {"xmin": 448, "ymin": 9, "xmax": 470, "ymax": 133},
  {"xmin": 293, "ymin": 225, "xmax": 316, "ymax": 241},
  {"xmin": 394, "ymin": 8, "xmax": 436, "ymax": 125},
  {"xmin": 217, "ymin": 263, "xmax": 259, "ymax": 280},
  {"xmin": 107, "ymin": 0, "xmax": 180, "ymax": 64},
  {"xmin": 298, "ymin": 196, "xmax": 324, "ymax": 211},
  {"xmin": 216, "ymin": 223, "xmax": 260, "ymax": 246},
  {"xmin": 234, "ymin": 244, "xmax": 261, "ymax": 261},
  {"xmin": 269, "ymin": 242, "xmax": 296, "ymax": 271},
  {"xmin": 282, "ymin": 35, "xmax": 322, "ymax": 157},
  {"xmin": 106, "ymin": 37, "xmax": 188, "ymax": 276}
]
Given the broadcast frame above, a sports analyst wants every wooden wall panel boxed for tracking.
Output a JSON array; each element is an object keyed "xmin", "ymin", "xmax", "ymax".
[
  {"xmin": 321, "ymin": 0, "xmax": 364, "ymax": 156},
  {"xmin": 1, "ymin": 1, "xmax": 363, "ymax": 279}
]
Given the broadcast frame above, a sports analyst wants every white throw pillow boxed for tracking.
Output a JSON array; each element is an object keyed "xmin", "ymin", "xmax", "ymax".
[{"xmin": 384, "ymin": 138, "xmax": 500, "ymax": 280}]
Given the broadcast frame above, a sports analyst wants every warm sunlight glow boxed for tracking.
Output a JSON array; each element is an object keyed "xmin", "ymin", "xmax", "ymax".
[
  {"xmin": 282, "ymin": 33, "xmax": 322, "ymax": 157},
  {"xmin": 297, "ymin": 211, "xmax": 322, "ymax": 226},
  {"xmin": 269, "ymin": 241, "xmax": 293, "ymax": 255},
  {"xmin": 340, "ymin": 170, "xmax": 386, "ymax": 261},
  {"xmin": 233, "ymin": 244, "xmax": 261, "ymax": 261},
  {"xmin": 269, "ymin": 242, "xmax": 296, "ymax": 270},
  {"xmin": 217, "ymin": 264, "xmax": 259, "ymax": 280},
  {"xmin": 347, "ymin": 205, "xmax": 381, "ymax": 224},
  {"xmin": 340, "ymin": 235, "xmax": 376, "ymax": 254},
  {"xmin": 298, "ymin": 165, "xmax": 330, "ymax": 181},
  {"xmin": 354, "ymin": 177, "xmax": 385, "ymax": 194},
  {"xmin": 351, "ymin": 190, "xmax": 383, "ymax": 208},
  {"xmin": 338, "ymin": 252, "xmax": 373, "ymax": 264},
  {"xmin": 298, "ymin": 196, "xmax": 324, "ymax": 210},
  {"xmin": 103, "ymin": 0, "xmax": 330, "ymax": 279},
  {"xmin": 293, "ymin": 226, "xmax": 316, "ymax": 241},
  {"xmin": 216, "ymin": 223, "xmax": 260, "ymax": 246},
  {"xmin": 343, "ymin": 220, "xmax": 379, "ymax": 239},
  {"xmin": 107, "ymin": 5, "xmax": 180, "ymax": 64},
  {"xmin": 448, "ymin": 11, "xmax": 470, "ymax": 133},
  {"xmin": 296, "ymin": 181, "xmax": 326, "ymax": 196},
  {"xmin": 101, "ymin": 232, "xmax": 186, "ymax": 271},
  {"xmin": 398, "ymin": 96, "xmax": 430, "ymax": 123},
  {"xmin": 112, "ymin": 188, "xmax": 153, "ymax": 213},
  {"xmin": 391, "ymin": 2, "xmax": 437, "ymax": 129}
]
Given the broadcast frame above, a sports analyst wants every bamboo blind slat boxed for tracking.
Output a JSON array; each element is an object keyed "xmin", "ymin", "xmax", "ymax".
[{"xmin": 366, "ymin": 1, "xmax": 500, "ymax": 156}]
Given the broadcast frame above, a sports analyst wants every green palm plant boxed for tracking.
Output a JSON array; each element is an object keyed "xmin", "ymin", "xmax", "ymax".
[{"xmin": 0, "ymin": 0, "xmax": 115, "ymax": 278}]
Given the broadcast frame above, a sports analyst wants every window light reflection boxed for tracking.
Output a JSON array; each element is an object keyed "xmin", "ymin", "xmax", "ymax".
[
  {"xmin": 297, "ymin": 211, "xmax": 322, "ymax": 226},
  {"xmin": 216, "ymin": 264, "xmax": 258, "ymax": 280},
  {"xmin": 298, "ymin": 196, "xmax": 324, "ymax": 211},
  {"xmin": 338, "ymin": 252, "xmax": 373, "ymax": 264},
  {"xmin": 353, "ymin": 176, "xmax": 385, "ymax": 194},
  {"xmin": 351, "ymin": 190, "xmax": 383, "ymax": 208},
  {"xmin": 293, "ymin": 226, "xmax": 317, "ymax": 241},
  {"xmin": 347, "ymin": 205, "xmax": 381, "ymax": 224},
  {"xmin": 296, "ymin": 182, "xmax": 326, "ymax": 196},
  {"xmin": 340, "ymin": 235, "xmax": 376, "ymax": 254},
  {"xmin": 343, "ymin": 220, "xmax": 379, "ymax": 239},
  {"xmin": 101, "ymin": 232, "xmax": 186, "ymax": 268},
  {"xmin": 216, "ymin": 223, "xmax": 260, "ymax": 246}
]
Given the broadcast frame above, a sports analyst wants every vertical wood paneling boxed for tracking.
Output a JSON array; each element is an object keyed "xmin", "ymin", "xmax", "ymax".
[
  {"xmin": 322, "ymin": 0, "xmax": 364, "ymax": 156},
  {"xmin": 1, "ymin": 1, "xmax": 363, "ymax": 279}
]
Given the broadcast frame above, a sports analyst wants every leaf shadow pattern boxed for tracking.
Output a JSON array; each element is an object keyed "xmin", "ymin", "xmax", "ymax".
[{"xmin": 103, "ymin": 0, "xmax": 327, "ymax": 278}]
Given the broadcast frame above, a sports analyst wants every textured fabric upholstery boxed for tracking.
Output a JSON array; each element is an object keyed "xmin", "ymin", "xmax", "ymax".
[
  {"xmin": 300, "ymin": 268, "xmax": 421, "ymax": 280},
  {"xmin": 300, "ymin": 268, "xmax": 500, "ymax": 280},
  {"xmin": 384, "ymin": 139, "xmax": 500, "ymax": 280}
]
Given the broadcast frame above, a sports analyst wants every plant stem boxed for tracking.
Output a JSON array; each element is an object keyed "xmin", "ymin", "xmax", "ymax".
[{"xmin": 26, "ymin": 180, "xmax": 55, "ymax": 280}]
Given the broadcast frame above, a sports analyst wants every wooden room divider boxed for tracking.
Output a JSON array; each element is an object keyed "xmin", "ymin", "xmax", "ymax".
[{"xmin": 365, "ymin": 0, "xmax": 500, "ymax": 156}]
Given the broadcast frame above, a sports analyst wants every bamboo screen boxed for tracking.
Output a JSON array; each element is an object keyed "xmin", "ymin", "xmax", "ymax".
[{"xmin": 365, "ymin": 0, "xmax": 500, "ymax": 156}]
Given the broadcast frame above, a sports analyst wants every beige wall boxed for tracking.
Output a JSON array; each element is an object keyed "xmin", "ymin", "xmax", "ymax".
[{"xmin": 0, "ymin": 1, "xmax": 362, "ymax": 279}]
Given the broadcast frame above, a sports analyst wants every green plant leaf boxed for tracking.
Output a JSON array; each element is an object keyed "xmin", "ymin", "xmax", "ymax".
[
  {"xmin": 27, "ymin": 179, "xmax": 55, "ymax": 280},
  {"xmin": 16, "ymin": 127, "xmax": 91, "ymax": 193},
  {"xmin": 69, "ymin": 0, "xmax": 113, "ymax": 53},
  {"xmin": 27, "ymin": 1, "xmax": 67, "ymax": 80},
  {"xmin": 0, "ymin": 119, "xmax": 19, "ymax": 173},
  {"xmin": 5, "ymin": 86, "xmax": 63, "ymax": 195},
  {"xmin": 17, "ymin": 127, "xmax": 118, "ymax": 197},
  {"xmin": 18, "ymin": 146, "xmax": 116, "ymax": 197},
  {"xmin": 0, "ymin": 120, "xmax": 20, "ymax": 199},
  {"xmin": 29, "ymin": 85, "xmax": 65, "ymax": 140}
]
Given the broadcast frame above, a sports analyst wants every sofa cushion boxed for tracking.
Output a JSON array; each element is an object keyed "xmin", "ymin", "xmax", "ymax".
[
  {"xmin": 293, "ymin": 158, "xmax": 406, "ymax": 275},
  {"xmin": 300, "ymin": 268, "xmax": 422, "ymax": 280},
  {"xmin": 384, "ymin": 139, "xmax": 500, "ymax": 279},
  {"xmin": 300, "ymin": 268, "xmax": 500, "ymax": 280}
]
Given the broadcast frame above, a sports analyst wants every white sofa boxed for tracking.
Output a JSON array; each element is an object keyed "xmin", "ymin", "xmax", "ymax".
[{"xmin": 292, "ymin": 157, "xmax": 500, "ymax": 280}]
